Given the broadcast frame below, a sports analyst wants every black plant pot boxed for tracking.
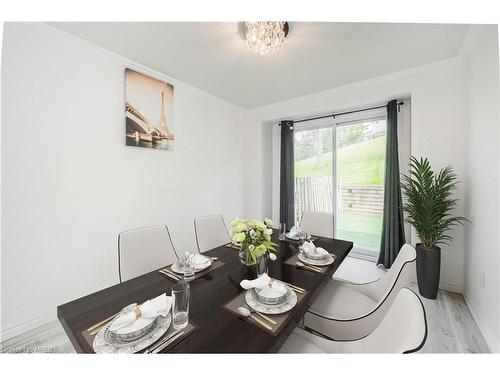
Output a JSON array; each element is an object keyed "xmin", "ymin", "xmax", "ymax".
[{"xmin": 416, "ymin": 244, "xmax": 441, "ymax": 299}]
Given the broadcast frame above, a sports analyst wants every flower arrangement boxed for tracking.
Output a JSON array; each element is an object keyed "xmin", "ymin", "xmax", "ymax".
[{"xmin": 231, "ymin": 218, "xmax": 278, "ymax": 265}]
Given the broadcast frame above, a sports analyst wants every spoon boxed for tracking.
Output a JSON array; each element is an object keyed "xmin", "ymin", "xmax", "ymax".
[
  {"xmin": 243, "ymin": 304, "xmax": 277, "ymax": 325},
  {"xmin": 296, "ymin": 261, "xmax": 322, "ymax": 273},
  {"xmin": 236, "ymin": 307, "xmax": 273, "ymax": 330}
]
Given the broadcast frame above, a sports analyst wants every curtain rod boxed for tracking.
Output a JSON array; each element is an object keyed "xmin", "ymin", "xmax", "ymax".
[{"xmin": 289, "ymin": 101, "xmax": 404, "ymax": 125}]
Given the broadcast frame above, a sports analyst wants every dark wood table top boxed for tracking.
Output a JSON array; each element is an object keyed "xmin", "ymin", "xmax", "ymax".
[{"xmin": 57, "ymin": 233, "xmax": 353, "ymax": 353}]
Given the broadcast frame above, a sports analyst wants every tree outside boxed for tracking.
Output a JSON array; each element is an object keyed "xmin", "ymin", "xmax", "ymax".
[{"xmin": 294, "ymin": 120, "xmax": 386, "ymax": 252}]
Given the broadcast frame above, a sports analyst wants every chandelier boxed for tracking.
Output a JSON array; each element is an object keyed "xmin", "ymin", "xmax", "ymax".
[{"xmin": 245, "ymin": 22, "xmax": 289, "ymax": 55}]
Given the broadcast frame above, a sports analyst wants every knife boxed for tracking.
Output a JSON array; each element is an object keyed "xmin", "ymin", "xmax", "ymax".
[
  {"xmin": 150, "ymin": 331, "xmax": 184, "ymax": 354},
  {"xmin": 145, "ymin": 330, "xmax": 181, "ymax": 354}
]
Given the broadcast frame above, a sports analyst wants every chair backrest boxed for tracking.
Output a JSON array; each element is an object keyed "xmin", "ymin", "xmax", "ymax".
[
  {"xmin": 356, "ymin": 288, "xmax": 427, "ymax": 353},
  {"xmin": 299, "ymin": 287, "xmax": 427, "ymax": 353},
  {"xmin": 361, "ymin": 243, "xmax": 416, "ymax": 302},
  {"xmin": 118, "ymin": 225, "xmax": 178, "ymax": 282},
  {"xmin": 300, "ymin": 211, "xmax": 334, "ymax": 238},
  {"xmin": 194, "ymin": 214, "xmax": 231, "ymax": 253}
]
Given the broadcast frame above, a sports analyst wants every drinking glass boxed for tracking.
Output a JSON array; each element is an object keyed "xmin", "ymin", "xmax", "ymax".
[
  {"xmin": 172, "ymin": 282, "xmax": 190, "ymax": 330},
  {"xmin": 279, "ymin": 223, "xmax": 286, "ymax": 240},
  {"xmin": 183, "ymin": 253, "xmax": 195, "ymax": 281},
  {"xmin": 255, "ymin": 252, "xmax": 269, "ymax": 277},
  {"xmin": 298, "ymin": 231, "xmax": 307, "ymax": 247}
]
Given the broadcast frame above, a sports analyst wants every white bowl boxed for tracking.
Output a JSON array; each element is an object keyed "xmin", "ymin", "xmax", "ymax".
[
  {"xmin": 256, "ymin": 283, "xmax": 287, "ymax": 305},
  {"xmin": 108, "ymin": 304, "xmax": 156, "ymax": 342}
]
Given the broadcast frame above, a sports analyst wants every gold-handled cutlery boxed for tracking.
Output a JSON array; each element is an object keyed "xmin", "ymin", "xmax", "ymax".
[
  {"xmin": 307, "ymin": 264, "xmax": 324, "ymax": 272},
  {"xmin": 86, "ymin": 312, "xmax": 120, "ymax": 334},
  {"xmin": 249, "ymin": 314, "xmax": 273, "ymax": 330},
  {"xmin": 286, "ymin": 283, "xmax": 306, "ymax": 294},
  {"xmin": 295, "ymin": 261, "xmax": 323, "ymax": 273},
  {"xmin": 243, "ymin": 304, "xmax": 277, "ymax": 325},
  {"xmin": 236, "ymin": 307, "xmax": 273, "ymax": 330},
  {"xmin": 147, "ymin": 330, "xmax": 184, "ymax": 354},
  {"xmin": 159, "ymin": 269, "xmax": 181, "ymax": 281}
]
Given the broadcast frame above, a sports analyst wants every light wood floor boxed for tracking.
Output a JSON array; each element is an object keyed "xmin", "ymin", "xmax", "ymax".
[
  {"xmin": 414, "ymin": 285, "xmax": 490, "ymax": 353},
  {"xmin": 0, "ymin": 286, "xmax": 489, "ymax": 353}
]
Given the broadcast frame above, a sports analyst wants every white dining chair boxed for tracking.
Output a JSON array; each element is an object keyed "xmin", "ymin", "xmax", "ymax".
[
  {"xmin": 304, "ymin": 243, "xmax": 416, "ymax": 340},
  {"xmin": 118, "ymin": 225, "xmax": 178, "ymax": 282},
  {"xmin": 300, "ymin": 211, "xmax": 334, "ymax": 238},
  {"xmin": 279, "ymin": 288, "xmax": 427, "ymax": 353},
  {"xmin": 194, "ymin": 214, "xmax": 231, "ymax": 253}
]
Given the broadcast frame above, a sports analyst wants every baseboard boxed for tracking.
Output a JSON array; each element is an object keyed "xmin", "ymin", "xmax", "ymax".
[
  {"xmin": 438, "ymin": 281, "xmax": 463, "ymax": 294},
  {"xmin": 0, "ymin": 311, "xmax": 57, "ymax": 342},
  {"xmin": 463, "ymin": 294, "xmax": 500, "ymax": 353}
]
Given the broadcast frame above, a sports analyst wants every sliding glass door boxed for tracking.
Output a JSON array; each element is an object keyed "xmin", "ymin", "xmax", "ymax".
[
  {"xmin": 294, "ymin": 113, "xmax": 387, "ymax": 259},
  {"xmin": 294, "ymin": 126, "xmax": 333, "ymax": 224}
]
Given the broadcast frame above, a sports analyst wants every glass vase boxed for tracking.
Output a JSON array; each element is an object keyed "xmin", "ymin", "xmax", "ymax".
[
  {"xmin": 238, "ymin": 244, "xmax": 256, "ymax": 266},
  {"xmin": 239, "ymin": 245, "xmax": 269, "ymax": 277}
]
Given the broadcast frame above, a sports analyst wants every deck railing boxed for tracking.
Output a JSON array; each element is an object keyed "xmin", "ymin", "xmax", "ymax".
[{"xmin": 295, "ymin": 176, "xmax": 384, "ymax": 221}]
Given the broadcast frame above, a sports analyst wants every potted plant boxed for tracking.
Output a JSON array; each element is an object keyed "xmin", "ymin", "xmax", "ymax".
[
  {"xmin": 401, "ymin": 157, "xmax": 468, "ymax": 299},
  {"xmin": 230, "ymin": 218, "xmax": 278, "ymax": 274}
]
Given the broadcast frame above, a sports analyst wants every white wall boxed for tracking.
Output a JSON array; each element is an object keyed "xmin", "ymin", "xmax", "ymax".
[
  {"xmin": 463, "ymin": 25, "xmax": 500, "ymax": 352},
  {"xmin": 246, "ymin": 58, "xmax": 469, "ymax": 294},
  {"xmin": 1, "ymin": 23, "xmax": 247, "ymax": 338}
]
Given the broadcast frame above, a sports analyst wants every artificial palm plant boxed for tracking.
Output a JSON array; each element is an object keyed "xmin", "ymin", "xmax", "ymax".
[
  {"xmin": 400, "ymin": 156, "xmax": 468, "ymax": 298},
  {"xmin": 401, "ymin": 156, "xmax": 468, "ymax": 248}
]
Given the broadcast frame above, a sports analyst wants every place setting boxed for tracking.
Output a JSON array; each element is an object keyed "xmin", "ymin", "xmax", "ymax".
[
  {"xmin": 82, "ymin": 283, "xmax": 197, "ymax": 354},
  {"xmin": 284, "ymin": 239, "xmax": 337, "ymax": 274},
  {"xmin": 223, "ymin": 273, "xmax": 307, "ymax": 336},
  {"xmin": 279, "ymin": 224, "xmax": 318, "ymax": 244},
  {"xmin": 159, "ymin": 251, "xmax": 225, "ymax": 282}
]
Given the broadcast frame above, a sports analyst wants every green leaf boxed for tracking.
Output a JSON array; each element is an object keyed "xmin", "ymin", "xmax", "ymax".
[{"xmin": 400, "ymin": 157, "xmax": 469, "ymax": 248}]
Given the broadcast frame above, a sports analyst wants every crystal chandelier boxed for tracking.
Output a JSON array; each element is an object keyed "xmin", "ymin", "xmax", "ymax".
[{"xmin": 245, "ymin": 22, "xmax": 288, "ymax": 55}]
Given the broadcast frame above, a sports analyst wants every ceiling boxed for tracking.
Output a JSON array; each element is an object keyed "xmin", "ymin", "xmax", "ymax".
[{"xmin": 49, "ymin": 22, "xmax": 470, "ymax": 109}]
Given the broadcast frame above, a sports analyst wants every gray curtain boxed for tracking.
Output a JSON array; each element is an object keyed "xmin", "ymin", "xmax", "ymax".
[
  {"xmin": 280, "ymin": 121, "xmax": 295, "ymax": 231},
  {"xmin": 378, "ymin": 100, "xmax": 406, "ymax": 268}
]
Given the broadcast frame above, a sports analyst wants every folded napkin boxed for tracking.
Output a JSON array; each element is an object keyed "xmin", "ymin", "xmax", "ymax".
[
  {"xmin": 190, "ymin": 253, "xmax": 210, "ymax": 267},
  {"xmin": 109, "ymin": 293, "xmax": 172, "ymax": 332},
  {"xmin": 300, "ymin": 241, "xmax": 329, "ymax": 258},
  {"xmin": 240, "ymin": 273, "xmax": 271, "ymax": 290},
  {"xmin": 240, "ymin": 273, "xmax": 287, "ymax": 298},
  {"xmin": 288, "ymin": 225, "xmax": 300, "ymax": 238}
]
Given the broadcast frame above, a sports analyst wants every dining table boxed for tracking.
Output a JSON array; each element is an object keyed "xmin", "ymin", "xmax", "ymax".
[{"xmin": 57, "ymin": 231, "xmax": 353, "ymax": 353}]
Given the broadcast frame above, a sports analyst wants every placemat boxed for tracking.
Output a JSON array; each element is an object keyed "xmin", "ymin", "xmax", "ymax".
[
  {"xmin": 283, "ymin": 253, "xmax": 336, "ymax": 274},
  {"xmin": 81, "ymin": 319, "xmax": 198, "ymax": 354},
  {"xmin": 222, "ymin": 288, "xmax": 308, "ymax": 336},
  {"xmin": 159, "ymin": 260, "xmax": 225, "ymax": 282}
]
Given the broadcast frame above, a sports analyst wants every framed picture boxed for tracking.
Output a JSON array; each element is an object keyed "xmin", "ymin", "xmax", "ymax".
[{"xmin": 125, "ymin": 68, "xmax": 175, "ymax": 150}]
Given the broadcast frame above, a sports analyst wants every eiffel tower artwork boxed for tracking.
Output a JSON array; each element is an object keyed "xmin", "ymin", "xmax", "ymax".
[{"xmin": 125, "ymin": 68, "xmax": 175, "ymax": 150}]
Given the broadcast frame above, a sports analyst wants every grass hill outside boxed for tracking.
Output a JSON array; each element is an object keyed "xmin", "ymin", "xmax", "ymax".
[{"xmin": 294, "ymin": 135, "xmax": 386, "ymax": 251}]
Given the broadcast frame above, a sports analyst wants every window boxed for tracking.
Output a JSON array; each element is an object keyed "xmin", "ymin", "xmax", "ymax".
[{"xmin": 293, "ymin": 109, "xmax": 387, "ymax": 259}]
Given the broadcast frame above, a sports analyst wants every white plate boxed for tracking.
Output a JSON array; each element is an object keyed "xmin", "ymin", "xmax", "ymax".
[
  {"xmin": 285, "ymin": 233, "xmax": 299, "ymax": 240},
  {"xmin": 171, "ymin": 259, "xmax": 212, "ymax": 274},
  {"xmin": 298, "ymin": 252, "xmax": 334, "ymax": 267},
  {"xmin": 109, "ymin": 303, "xmax": 156, "ymax": 342},
  {"xmin": 93, "ymin": 306, "xmax": 171, "ymax": 354},
  {"xmin": 245, "ymin": 284, "xmax": 297, "ymax": 315},
  {"xmin": 299, "ymin": 249, "xmax": 328, "ymax": 261}
]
